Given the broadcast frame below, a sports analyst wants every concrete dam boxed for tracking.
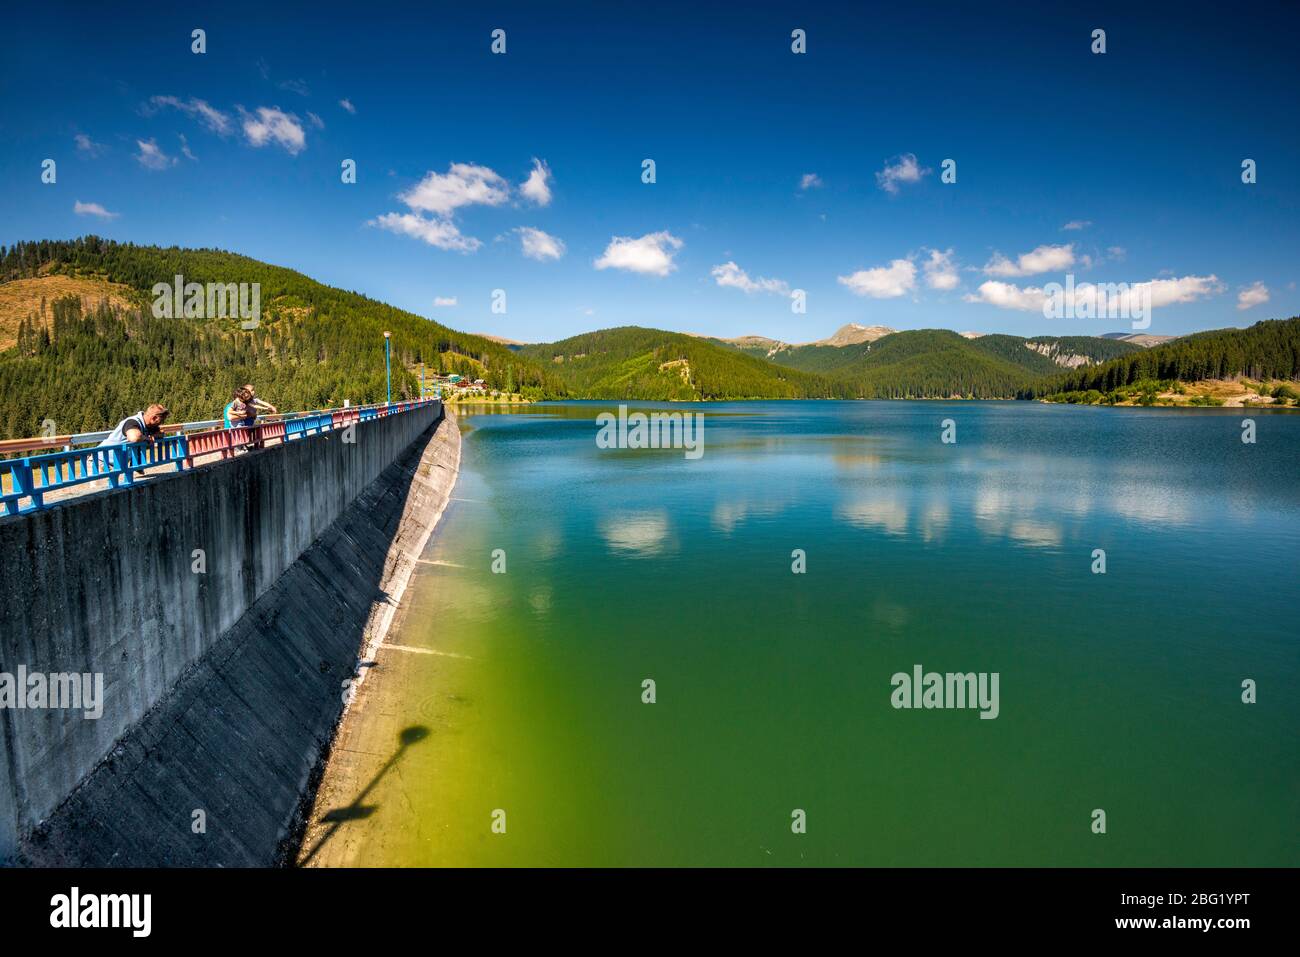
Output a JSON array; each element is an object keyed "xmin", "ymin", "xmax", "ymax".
[{"xmin": 0, "ymin": 401, "xmax": 461, "ymax": 865}]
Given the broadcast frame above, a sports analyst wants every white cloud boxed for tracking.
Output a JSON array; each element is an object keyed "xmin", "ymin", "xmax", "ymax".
[
  {"xmin": 339, "ymin": 98, "xmax": 356, "ymax": 114},
  {"xmin": 1119, "ymin": 275, "xmax": 1223, "ymax": 309},
  {"xmin": 74, "ymin": 133, "xmax": 105, "ymax": 157},
  {"xmin": 520, "ymin": 158, "xmax": 553, "ymax": 206},
  {"xmin": 964, "ymin": 280, "xmax": 1049, "ymax": 312},
  {"xmin": 1237, "ymin": 281, "xmax": 1270, "ymax": 311},
  {"xmin": 433, "ymin": 297, "xmax": 457, "ymax": 307},
  {"xmin": 1062, "ymin": 220, "xmax": 1092, "ymax": 231},
  {"xmin": 73, "ymin": 200, "xmax": 119, "ymax": 220},
  {"xmin": 147, "ymin": 96, "xmax": 232, "ymax": 135},
  {"xmin": 306, "ymin": 112, "xmax": 324, "ymax": 130},
  {"xmin": 875, "ymin": 154, "xmax": 929, "ymax": 194},
  {"xmin": 923, "ymin": 248, "xmax": 960, "ymax": 291},
  {"xmin": 178, "ymin": 134, "xmax": 196, "ymax": 161},
  {"xmin": 594, "ymin": 231, "xmax": 683, "ymax": 276},
  {"xmin": 368, "ymin": 213, "xmax": 480, "ymax": 252},
  {"xmin": 135, "ymin": 138, "xmax": 175, "ymax": 170},
  {"xmin": 984, "ymin": 243, "xmax": 1075, "ymax": 277},
  {"xmin": 369, "ymin": 162, "xmax": 516, "ymax": 254},
  {"xmin": 514, "ymin": 226, "xmax": 565, "ymax": 261},
  {"xmin": 799, "ymin": 172, "xmax": 823, "ymax": 190},
  {"xmin": 239, "ymin": 106, "xmax": 306, "ymax": 154},
  {"xmin": 278, "ymin": 78, "xmax": 310, "ymax": 96},
  {"xmin": 400, "ymin": 163, "xmax": 510, "ymax": 217},
  {"xmin": 965, "ymin": 275, "xmax": 1224, "ymax": 312},
  {"xmin": 710, "ymin": 261, "xmax": 789, "ymax": 295},
  {"xmin": 838, "ymin": 259, "xmax": 916, "ymax": 298}
]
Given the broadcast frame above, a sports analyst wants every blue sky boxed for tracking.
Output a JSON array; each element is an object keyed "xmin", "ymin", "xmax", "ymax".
[{"xmin": 2, "ymin": 0, "xmax": 1297, "ymax": 343}]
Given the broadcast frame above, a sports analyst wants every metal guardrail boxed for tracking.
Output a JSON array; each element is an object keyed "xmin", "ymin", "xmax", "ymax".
[
  {"xmin": 0, "ymin": 400, "xmax": 416, "ymax": 457},
  {"xmin": 0, "ymin": 400, "xmax": 435, "ymax": 517}
]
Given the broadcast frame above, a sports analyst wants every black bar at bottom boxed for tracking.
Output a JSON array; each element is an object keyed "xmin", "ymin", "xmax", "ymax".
[{"xmin": 0, "ymin": 867, "xmax": 1281, "ymax": 943}]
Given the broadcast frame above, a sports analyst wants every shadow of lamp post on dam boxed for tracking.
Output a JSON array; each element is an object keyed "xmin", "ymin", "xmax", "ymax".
[{"xmin": 297, "ymin": 726, "xmax": 431, "ymax": 867}]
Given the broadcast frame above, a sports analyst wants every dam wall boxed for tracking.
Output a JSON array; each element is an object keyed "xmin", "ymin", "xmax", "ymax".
[{"xmin": 0, "ymin": 401, "xmax": 457, "ymax": 864}]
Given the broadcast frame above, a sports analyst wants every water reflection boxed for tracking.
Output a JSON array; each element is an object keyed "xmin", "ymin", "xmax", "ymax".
[
  {"xmin": 711, "ymin": 499, "xmax": 787, "ymax": 534},
  {"xmin": 836, "ymin": 497, "xmax": 909, "ymax": 535},
  {"xmin": 599, "ymin": 510, "xmax": 673, "ymax": 556}
]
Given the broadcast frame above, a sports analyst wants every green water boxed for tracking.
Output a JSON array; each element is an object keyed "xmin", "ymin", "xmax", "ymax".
[{"xmin": 319, "ymin": 401, "xmax": 1298, "ymax": 866}]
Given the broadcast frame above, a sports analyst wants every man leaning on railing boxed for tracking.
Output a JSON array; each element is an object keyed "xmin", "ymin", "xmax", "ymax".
[
  {"xmin": 98, "ymin": 404, "xmax": 169, "ymax": 448},
  {"xmin": 96, "ymin": 403, "xmax": 170, "ymax": 476}
]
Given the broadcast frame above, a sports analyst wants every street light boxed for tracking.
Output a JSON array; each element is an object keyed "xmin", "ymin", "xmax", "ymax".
[{"xmin": 383, "ymin": 331, "xmax": 391, "ymax": 406}]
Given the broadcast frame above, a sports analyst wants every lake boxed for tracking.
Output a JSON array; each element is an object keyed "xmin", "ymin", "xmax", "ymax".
[{"xmin": 308, "ymin": 400, "xmax": 1298, "ymax": 866}]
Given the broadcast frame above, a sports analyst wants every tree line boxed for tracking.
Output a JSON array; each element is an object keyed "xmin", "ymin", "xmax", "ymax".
[
  {"xmin": 0, "ymin": 238, "xmax": 561, "ymax": 438},
  {"xmin": 1022, "ymin": 318, "xmax": 1300, "ymax": 397}
]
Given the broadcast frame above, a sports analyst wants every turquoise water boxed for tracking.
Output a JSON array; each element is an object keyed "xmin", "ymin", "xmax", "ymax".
[{"xmin": 324, "ymin": 401, "xmax": 1299, "ymax": 866}]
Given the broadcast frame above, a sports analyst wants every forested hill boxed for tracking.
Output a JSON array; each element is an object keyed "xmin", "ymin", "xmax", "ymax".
[
  {"xmin": 1023, "ymin": 317, "xmax": 1300, "ymax": 398},
  {"xmin": 825, "ymin": 329, "xmax": 1046, "ymax": 399},
  {"xmin": 515, "ymin": 322, "xmax": 1298, "ymax": 403},
  {"xmin": 3, "ymin": 239, "xmax": 1295, "ymax": 437},
  {"xmin": 521, "ymin": 327, "xmax": 1136, "ymax": 401},
  {"xmin": 0, "ymin": 237, "xmax": 557, "ymax": 437},
  {"xmin": 518, "ymin": 326, "xmax": 842, "ymax": 400},
  {"xmin": 714, "ymin": 330, "xmax": 1139, "ymax": 378}
]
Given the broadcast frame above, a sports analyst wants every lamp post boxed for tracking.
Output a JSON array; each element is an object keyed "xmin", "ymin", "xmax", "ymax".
[
  {"xmin": 383, "ymin": 331, "xmax": 392, "ymax": 406},
  {"xmin": 421, "ymin": 361, "xmax": 425, "ymax": 402}
]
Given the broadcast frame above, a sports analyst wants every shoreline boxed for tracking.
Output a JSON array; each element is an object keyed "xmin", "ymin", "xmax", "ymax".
[
  {"xmin": 493, "ymin": 395, "xmax": 1300, "ymax": 410},
  {"xmin": 290, "ymin": 409, "xmax": 463, "ymax": 866}
]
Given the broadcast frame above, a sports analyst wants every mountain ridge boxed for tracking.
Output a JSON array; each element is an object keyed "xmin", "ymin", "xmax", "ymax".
[{"xmin": 1, "ymin": 238, "xmax": 1295, "ymax": 437}]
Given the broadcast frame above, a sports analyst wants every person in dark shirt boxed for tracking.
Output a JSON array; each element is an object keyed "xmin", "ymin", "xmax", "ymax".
[
  {"xmin": 98, "ymin": 404, "xmax": 169, "ymax": 447},
  {"xmin": 96, "ymin": 403, "xmax": 170, "ymax": 476}
]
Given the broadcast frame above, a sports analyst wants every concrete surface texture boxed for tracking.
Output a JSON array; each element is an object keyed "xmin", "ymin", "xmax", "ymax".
[{"xmin": 0, "ymin": 402, "xmax": 458, "ymax": 864}]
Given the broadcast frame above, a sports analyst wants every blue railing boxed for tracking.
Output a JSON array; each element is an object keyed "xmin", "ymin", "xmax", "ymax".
[
  {"xmin": 284, "ymin": 413, "xmax": 332, "ymax": 439},
  {"xmin": 1, "ymin": 400, "xmax": 435, "ymax": 517},
  {"xmin": 5, "ymin": 444, "xmax": 135, "ymax": 512}
]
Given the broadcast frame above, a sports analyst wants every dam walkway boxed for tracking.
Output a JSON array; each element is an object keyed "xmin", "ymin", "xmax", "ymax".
[{"xmin": 0, "ymin": 399, "xmax": 435, "ymax": 516}]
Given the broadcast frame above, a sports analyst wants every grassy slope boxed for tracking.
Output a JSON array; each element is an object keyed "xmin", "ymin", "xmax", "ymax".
[{"xmin": 0, "ymin": 273, "xmax": 141, "ymax": 349}]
